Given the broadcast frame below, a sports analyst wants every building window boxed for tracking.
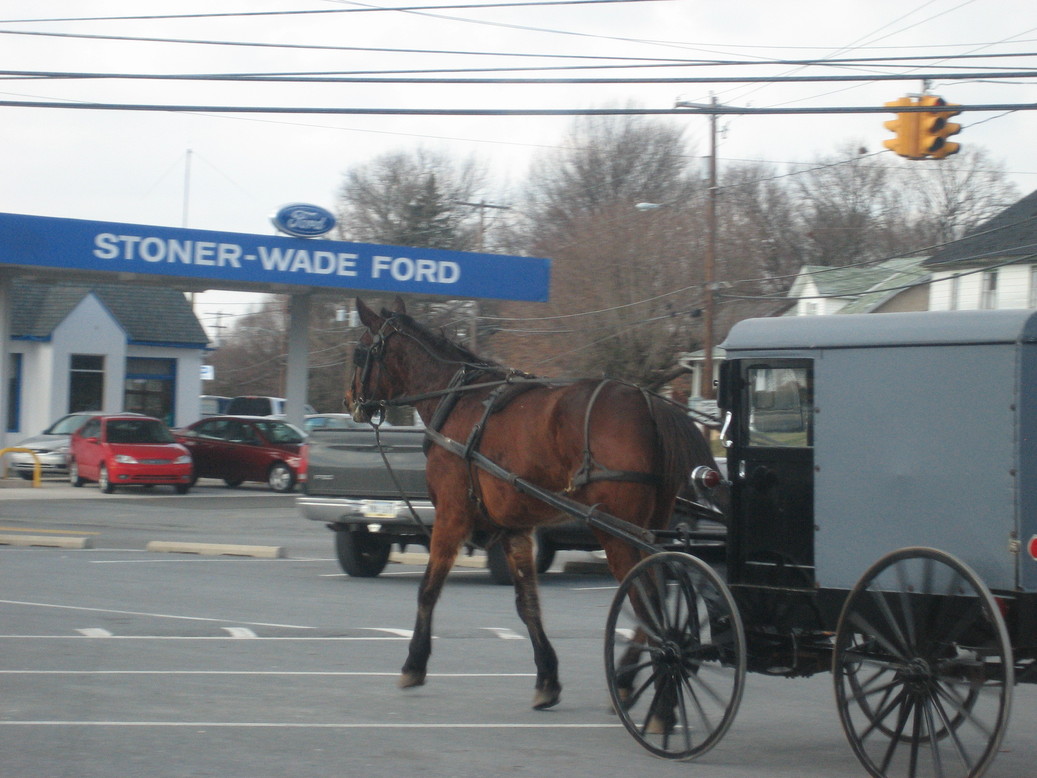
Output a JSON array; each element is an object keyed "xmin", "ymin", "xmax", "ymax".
[
  {"xmin": 69, "ymin": 354, "xmax": 105, "ymax": 412},
  {"xmin": 7, "ymin": 353, "xmax": 22, "ymax": 433},
  {"xmin": 124, "ymin": 357, "xmax": 176, "ymax": 425},
  {"xmin": 980, "ymin": 270, "xmax": 998, "ymax": 310},
  {"xmin": 949, "ymin": 274, "xmax": 960, "ymax": 310}
]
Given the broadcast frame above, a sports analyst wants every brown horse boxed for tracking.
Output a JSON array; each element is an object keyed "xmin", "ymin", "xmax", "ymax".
[{"xmin": 346, "ymin": 297, "xmax": 719, "ymax": 710}]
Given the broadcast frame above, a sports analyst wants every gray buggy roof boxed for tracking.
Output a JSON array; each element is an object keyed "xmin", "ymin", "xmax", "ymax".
[{"xmin": 722, "ymin": 309, "xmax": 1037, "ymax": 352}]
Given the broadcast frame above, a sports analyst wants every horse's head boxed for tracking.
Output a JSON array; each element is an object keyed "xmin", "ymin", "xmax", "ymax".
[{"xmin": 345, "ymin": 297, "xmax": 408, "ymax": 423}]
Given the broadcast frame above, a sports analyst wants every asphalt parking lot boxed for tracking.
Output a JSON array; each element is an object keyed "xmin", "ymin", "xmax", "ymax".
[{"xmin": 2, "ymin": 476, "xmax": 1036, "ymax": 777}]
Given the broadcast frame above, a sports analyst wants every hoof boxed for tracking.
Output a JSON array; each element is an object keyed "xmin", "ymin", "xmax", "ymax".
[
  {"xmin": 532, "ymin": 685, "xmax": 561, "ymax": 710},
  {"xmin": 398, "ymin": 670, "xmax": 426, "ymax": 689},
  {"xmin": 646, "ymin": 714, "xmax": 673, "ymax": 735}
]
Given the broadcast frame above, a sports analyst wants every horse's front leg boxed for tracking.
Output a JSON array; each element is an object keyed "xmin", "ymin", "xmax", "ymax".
[
  {"xmin": 399, "ymin": 522, "xmax": 464, "ymax": 689},
  {"xmin": 503, "ymin": 531, "xmax": 562, "ymax": 710}
]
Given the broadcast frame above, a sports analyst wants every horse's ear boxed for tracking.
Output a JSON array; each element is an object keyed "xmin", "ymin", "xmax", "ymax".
[
  {"xmin": 390, "ymin": 296, "xmax": 407, "ymax": 315},
  {"xmin": 354, "ymin": 298, "xmax": 382, "ymax": 330}
]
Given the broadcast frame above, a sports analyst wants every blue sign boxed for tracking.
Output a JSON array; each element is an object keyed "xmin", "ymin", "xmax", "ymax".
[
  {"xmin": 271, "ymin": 203, "xmax": 336, "ymax": 238},
  {"xmin": 0, "ymin": 212, "xmax": 550, "ymax": 302}
]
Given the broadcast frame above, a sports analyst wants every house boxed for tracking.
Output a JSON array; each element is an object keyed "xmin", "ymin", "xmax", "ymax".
[
  {"xmin": 924, "ymin": 189, "xmax": 1037, "ymax": 311},
  {"xmin": 785, "ymin": 257, "xmax": 931, "ymax": 316},
  {"xmin": 7, "ymin": 281, "xmax": 209, "ymax": 438}
]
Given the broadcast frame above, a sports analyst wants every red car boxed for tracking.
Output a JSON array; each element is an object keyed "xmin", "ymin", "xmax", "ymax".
[
  {"xmin": 174, "ymin": 415, "xmax": 305, "ymax": 492},
  {"xmin": 69, "ymin": 414, "xmax": 193, "ymax": 494}
]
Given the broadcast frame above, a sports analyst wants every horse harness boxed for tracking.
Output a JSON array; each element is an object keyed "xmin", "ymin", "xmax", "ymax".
[{"xmin": 353, "ymin": 315, "xmax": 661, "ymax": 525}]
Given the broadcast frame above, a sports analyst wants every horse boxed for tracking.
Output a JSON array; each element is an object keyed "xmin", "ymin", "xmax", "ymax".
[{"xmin": 345, "ymin": 296, "xmax": 720, "ymax": 711}]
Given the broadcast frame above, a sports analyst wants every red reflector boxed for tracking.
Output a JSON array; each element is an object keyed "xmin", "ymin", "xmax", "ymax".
[
  {"xmin": 691, "ymin": 465, "xmax": 721, "ymax": 490},
  {"xmin": 1028, "ymin": 535, "xmax": 1037, "ymax": 561}
]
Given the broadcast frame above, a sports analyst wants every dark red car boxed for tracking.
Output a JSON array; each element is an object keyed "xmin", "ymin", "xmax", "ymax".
[
  {"xmin": 69, "ymin": 414, "xmax": 193, "ymax": 494},
  {"xmin": 174, "ymin": 415, "xmax": 305, "ymax": 492}
]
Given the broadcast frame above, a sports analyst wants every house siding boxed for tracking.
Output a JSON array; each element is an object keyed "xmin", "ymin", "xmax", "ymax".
[{"xmin": 930, "ymin": 265, "xmax": 1035, "ymax": 311}]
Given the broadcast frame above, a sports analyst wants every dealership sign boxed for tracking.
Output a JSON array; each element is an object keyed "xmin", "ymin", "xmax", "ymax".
[
  {"xmin": 270, "ymin": 203, "xmax": 336, "ymax": 238},
  {"xmin": 0, "ymin": 212, "xmax": 550, "ymax": 301}
]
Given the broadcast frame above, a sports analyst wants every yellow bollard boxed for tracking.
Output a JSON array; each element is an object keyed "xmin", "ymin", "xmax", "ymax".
[{"xmin": 0, "ymin": 448, "xmax": 42, "ymax": 487}]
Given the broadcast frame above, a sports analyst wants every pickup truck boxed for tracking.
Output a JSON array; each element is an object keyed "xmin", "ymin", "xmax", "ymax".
[
  {"xmin": 297, "ymin": 415, "xmax": 725, "ymax": 584},
  {"xmin": 297, "ymin": 417, "xmax": 604, "ymax": 583}
]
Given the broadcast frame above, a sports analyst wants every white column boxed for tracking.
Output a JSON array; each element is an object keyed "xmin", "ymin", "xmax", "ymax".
[{"xmin": 284, "ymin": 293, "xmax": 311, "ymax": 427}]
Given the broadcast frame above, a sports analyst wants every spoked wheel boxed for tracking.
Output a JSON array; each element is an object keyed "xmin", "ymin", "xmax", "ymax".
[
  {"xmin": 833, "ymin": 547, "xmax": 1013, "ymax": 778},
  {"xmin": 605, "ymin": 551, "xmax": 746, "ymax": 761}
]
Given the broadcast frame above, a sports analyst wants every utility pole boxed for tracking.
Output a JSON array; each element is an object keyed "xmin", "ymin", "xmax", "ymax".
[
  {"xmin": 455, "ymin": 200, "xmax": 511, "ymax": 352},
  {"xmin": 675, "ymin": 96, "xmax": 718, "ymax": 399}
]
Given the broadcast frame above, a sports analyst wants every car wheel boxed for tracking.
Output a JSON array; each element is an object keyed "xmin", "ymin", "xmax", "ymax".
[
  {"xmin": 267, "ymin": 462, "xmax": 295, "ymax": 493},
  {"xmin": 69, "ymin": 460, "xmax": 85, "ymax": 487},
  {"xmin": 18, "ymin": 471, "xmax": 34, "ymax": 481},
  {"xmin": 335, "ymin": 528, "xmax": 390, "ymax": 577},
  {"xmin": 174, "ymin": 484, "xmax": 190, "ymax": 495},
  {"xmin": 223, "ymin": 478, "xmax": 244, "ymax": 488},
  {"xmin": 98, "ymin": 464, "xmax": 115, "ymax": 494}
]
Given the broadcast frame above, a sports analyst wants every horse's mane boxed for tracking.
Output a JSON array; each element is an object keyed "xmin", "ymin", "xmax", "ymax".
[{"xmin": 384, "ymin": 308, "xmax": 501, "ymax": 370}]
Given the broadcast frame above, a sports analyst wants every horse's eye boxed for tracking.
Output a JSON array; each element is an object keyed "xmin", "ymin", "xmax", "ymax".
[{"xmin": 353, "ymin": 346, "xmax": 369, "ymax": 367}]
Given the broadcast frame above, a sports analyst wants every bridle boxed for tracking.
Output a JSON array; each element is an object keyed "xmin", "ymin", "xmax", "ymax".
[{"xmin": 347, "ymin": 317, "xmax": 401, "ymax": 422}]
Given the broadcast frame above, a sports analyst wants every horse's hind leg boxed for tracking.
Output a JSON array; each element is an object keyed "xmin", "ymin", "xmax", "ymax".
[
  {"xmin": 399, "ymin": 522, "xmax": 465, "ymax": 689},
  {"xmin": 503, "ymin": 531, "xmax": 561, "ymax": 710}
]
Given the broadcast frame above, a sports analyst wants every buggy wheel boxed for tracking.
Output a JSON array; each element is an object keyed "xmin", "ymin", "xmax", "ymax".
[
  {"xmin": 605, "ymin": 551, "xmax": 745, "ymax": 761},
  {"xmin": 833, "ymin": 547, "xmax": 1013, "ymax": 778}
]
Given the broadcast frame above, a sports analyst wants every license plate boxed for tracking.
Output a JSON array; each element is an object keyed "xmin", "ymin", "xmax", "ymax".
[{"xmin": 362, "ymin": 501, "xmax": 399, "ymax": 518}]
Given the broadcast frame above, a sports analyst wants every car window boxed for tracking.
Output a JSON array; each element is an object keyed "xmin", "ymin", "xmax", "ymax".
[
  {"xmin": 47, "ymin": 414, "xmax": 92, "ymax": 435},
  {"xmin": 256, "ymin": 421, "xmax": 305, "ymax": 445},
  {"xmin": 226, "ymin": 397, "xmax": 274, "ymax": 415},
  {"xmin": 78, "ymin": 418, "xmax": 101, "ymax": 438},
  {"xmin": 106, "ymin": 418, "xmax": 175, "ymax": 444}
]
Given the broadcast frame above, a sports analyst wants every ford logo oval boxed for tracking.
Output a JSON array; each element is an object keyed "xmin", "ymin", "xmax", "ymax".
[{"xmin": 271, "ymin": 203, "xmax": 336, "ymax": 238}]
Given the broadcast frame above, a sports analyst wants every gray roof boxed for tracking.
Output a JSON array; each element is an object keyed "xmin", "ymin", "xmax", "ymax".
[
  {"xmin": 12, "ymin": 281, "xmax": 209, "ymax": 346},
  {"xmin": 924, "ymin": 188, "xmax": 1037, "ymax": 267},
  {"xmin": 724, "ymin": 309, "xmax": 1037, "ymax": 352}
]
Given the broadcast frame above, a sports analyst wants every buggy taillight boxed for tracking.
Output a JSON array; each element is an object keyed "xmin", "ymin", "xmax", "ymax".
[{"xmin": 691, "ymin": 465, "xmax": 722, "ymax": 491}]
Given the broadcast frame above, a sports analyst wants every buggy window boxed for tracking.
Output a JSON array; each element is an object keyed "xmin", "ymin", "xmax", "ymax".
[{"xmin": 746, "ymin": 366, "xmax": 812, "ymax": 448}]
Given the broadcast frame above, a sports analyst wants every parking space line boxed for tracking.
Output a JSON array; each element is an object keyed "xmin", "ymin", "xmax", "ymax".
[
  {"xmin": 0, "ymin": 721, "xmax": 620, "ymax": 729},
  {"xmin": 0, "ymin": 599, "xmax": 313, "ymax": 630}
]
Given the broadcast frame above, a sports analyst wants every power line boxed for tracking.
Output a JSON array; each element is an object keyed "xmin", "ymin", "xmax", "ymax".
[{"xmin": 0, "ymin": 0, "xmax": 661, "ymax": 24}]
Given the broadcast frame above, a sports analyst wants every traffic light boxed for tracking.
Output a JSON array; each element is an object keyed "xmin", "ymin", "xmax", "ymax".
[
  {"xmin": 883, "ymin": 97, "xmax": 922, "ymax": 159},
  {"xmin": 917, "ymin": 95, "xmax": 961, "ymax": 159}
]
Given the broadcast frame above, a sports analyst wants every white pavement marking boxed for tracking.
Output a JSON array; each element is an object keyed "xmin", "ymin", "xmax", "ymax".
[
  {"xmin": 0, "ymin": 721, "xmax": 620, "ymax": 729},
  {"xmin": 75, "ymin": 628, "xmax": 113, "ymax": 637},
  {"xmin": 359, "ymin": 627, "xmax": 414, "ymax": 638},
  {"xmin": 481, "ymin": 627, "xmax": 524, "ymax": 640},
  {"xmin": 0, "ymin": 599, "xmax": 313, "ymax": 630},
  {"xmin": 221, "ymin": 627, "xmax": 258, "ymax": 638},
  {"xmin": 0, "ymin": 670, "xmax": 536, "ymax": 677}
]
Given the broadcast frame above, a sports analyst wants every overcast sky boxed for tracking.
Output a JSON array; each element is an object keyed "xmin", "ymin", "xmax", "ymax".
[{"xmin": 1, "ymin": 0, "xmax": 1035, "ymax": 327}]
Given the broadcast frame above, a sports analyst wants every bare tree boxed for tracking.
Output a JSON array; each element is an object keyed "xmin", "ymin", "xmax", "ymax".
[{"xmin": 499, "ymin": 113, "xmax": 705, "ymax": 384}]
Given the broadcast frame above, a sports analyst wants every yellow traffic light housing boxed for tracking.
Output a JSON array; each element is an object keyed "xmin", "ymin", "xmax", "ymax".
[
  {"xmin": 918, "ymin": 95, "xmax": 961, "ymax": 159},
  {"xmin": 883, "ymin": 95, "xmax": 962, "ymax": 160},
  {"xmin": 883, "ymin": 98, "xmax": 922, "ymax": 159}
]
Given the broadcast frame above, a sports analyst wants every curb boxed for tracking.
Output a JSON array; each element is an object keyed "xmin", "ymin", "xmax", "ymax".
[
  {"xmin": 0, "ymin": 534, "xmax": 92, "ymax": 549},
  {"xmin": 145, "ymin": 541, "xmax": 284, "ymax": 559}
]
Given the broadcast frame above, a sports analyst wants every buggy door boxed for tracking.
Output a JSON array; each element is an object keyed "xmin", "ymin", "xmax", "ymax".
[{"xmin": 722, "ymin": 359, "xmax": 815, "ymax": 589}]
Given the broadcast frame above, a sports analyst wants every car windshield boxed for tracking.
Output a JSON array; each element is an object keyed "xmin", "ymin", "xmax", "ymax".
[
  {"xmin": 255, "ymin": 421, "xmax": 305, "ymax": 444},
  {"xmin": 45, "ymin": 414, "xmax": 92, "ymax": 435},
  {"xmin": 105, "ymin": 418, "xmax": 175, "ymax": 444}
]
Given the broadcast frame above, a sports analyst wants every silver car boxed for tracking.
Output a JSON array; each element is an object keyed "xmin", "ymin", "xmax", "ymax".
[{"xmin": 7, "ymin": 412, "xmax": 98, "ymax": 479}]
